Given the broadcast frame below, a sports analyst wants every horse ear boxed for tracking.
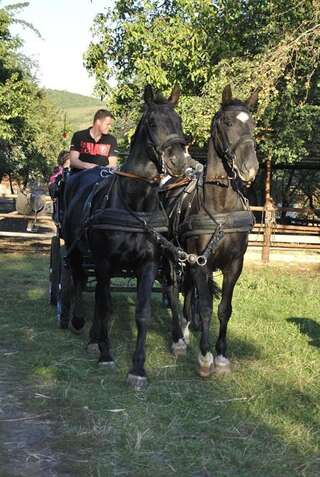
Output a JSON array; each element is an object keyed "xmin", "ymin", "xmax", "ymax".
[
  {"xmin": 168, "ymin": 84, "xmax": 181, "ymax": 106},
  {"xmin": 246, "ymin": 88, "xmax": 260, "ymax": 110},
  {"xmin": 222, "ymin": 84, "xmax": 233, "ymax": 104},
  {"xmin": 144, "ymin": 85, "xmax": 154, "ymax": 105}
]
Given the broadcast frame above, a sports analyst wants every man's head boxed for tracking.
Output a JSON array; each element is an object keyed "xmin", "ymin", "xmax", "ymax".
[{"xmin": 93, "ymin": 109, "xmax": 114, "ymax": 135}]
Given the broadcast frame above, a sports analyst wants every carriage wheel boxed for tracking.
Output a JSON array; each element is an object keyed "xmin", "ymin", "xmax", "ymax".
[
  {"xmin": 49, "ymin": 235, "xmax": 61, "ymax": 305},
  {"xmin": 56, "ymin": 246, "xmax": 73, "ymax": 328}
]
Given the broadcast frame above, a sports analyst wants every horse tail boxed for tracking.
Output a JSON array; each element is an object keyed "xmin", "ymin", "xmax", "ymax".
[
  {"xmin": 183, "ymin": 272, "xmax": 221, "ymax": 332},
  {"xmin": 208, "ymin": 274, "xmax": 221, "ymax": 299}
]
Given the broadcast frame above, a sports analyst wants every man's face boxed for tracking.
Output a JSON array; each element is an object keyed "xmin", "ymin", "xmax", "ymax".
[{"xmin": 97, "ymin": 116, "xmax": 113, "ymax": 135}]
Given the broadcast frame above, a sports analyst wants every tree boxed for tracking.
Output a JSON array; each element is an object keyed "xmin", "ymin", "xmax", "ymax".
[
  {"xmin": 0, "ymin": 2, "xmax": 64, "ymax": 186},
  {"xmin": 85, "ymin": 0, "xmax": 320, "ymax": 161}
]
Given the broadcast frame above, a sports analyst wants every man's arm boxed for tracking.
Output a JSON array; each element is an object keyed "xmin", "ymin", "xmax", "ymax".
[
  {"xmin": 69, "ymin": 150, "xmax": 97, "ymax": 170},
  {"xmin": 108, "ymin": 155, "xmax": 118, "ymax": 169},
  {"xmin": 107, "ymin": 136, "xmax": 119, "ymax": 169}
]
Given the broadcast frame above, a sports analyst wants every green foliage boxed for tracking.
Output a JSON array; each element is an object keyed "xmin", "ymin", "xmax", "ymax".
[
  {"xmin": 0, "ymin": 3, "xmax": 64, "ymax": 185},
  {"xmin": 86, "ymin": 0, "xmax": 320, "ymax": 162}
]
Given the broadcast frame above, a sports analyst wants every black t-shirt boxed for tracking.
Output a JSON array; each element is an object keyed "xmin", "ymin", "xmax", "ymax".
[{"xmin": 70, "ymin": 128, "xmax": 118, "ymax": 167}]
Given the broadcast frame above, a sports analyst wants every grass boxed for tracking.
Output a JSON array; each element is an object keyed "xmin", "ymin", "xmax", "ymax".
[{"xmin": 0, "ymin": 253, "xmax": 319, "ymax": 476}]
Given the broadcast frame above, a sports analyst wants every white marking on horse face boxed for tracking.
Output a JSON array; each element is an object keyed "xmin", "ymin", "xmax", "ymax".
[{"xmin": 236, "ymin": 112, "xmax": 250, "ymax": 123}]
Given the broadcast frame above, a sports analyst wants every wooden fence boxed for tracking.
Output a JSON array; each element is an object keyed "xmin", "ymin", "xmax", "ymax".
[
  {"xmin": 249, "ymin": 205, "xmax": 320, "ymax": 262},
  {"xmin": 1, "ymin": 195, "xmax": 320, "ymax": 262}
]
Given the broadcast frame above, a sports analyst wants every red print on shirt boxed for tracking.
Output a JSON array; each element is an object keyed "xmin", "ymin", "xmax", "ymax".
[{"xmin": 80, "ymin": 141, "xmax": 111, "ymax": 157}]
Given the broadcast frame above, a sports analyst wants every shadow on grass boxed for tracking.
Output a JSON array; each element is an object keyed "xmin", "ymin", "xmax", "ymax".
[{"xmin": 287, "ymin": 317, "xmax": 320, "ymax": 349}]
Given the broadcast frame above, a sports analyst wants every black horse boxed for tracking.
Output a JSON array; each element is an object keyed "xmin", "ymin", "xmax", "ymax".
[
  {"xmin": 62, "ymin": 85, "xmax": 188, "ymax": 389},
  {"xmin": 166, "ymin": 85, "xmax": 259, "ymax": 376}
]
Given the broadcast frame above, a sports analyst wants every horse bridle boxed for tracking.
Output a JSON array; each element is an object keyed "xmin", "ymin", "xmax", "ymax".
[
  {"xmin": 209, "ymin": 105, "xmax": 256, "ymax": 184},
  {"xmin": 143, "ymin": 111, "xmax": 186, "ymax": 176}
]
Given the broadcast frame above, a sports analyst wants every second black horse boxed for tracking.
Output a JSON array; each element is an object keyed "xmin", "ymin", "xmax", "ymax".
[{"xmin": 166, "ymin": 84, "xmax": 259, "ymax": 377}]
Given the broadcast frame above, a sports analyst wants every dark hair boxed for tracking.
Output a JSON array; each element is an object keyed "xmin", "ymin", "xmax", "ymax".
[
  {"xmin": 57, "ymin": 150, "xmax": 69, "ymax": 166},
  {"xmin": 93, "ymin": 109, "xmax": 114, "ymax": 123}
]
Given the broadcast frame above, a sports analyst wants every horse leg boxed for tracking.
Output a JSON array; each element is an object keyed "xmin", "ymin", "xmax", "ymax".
[
  {"xmin": 127, "ymin": 262, "xmax": 157, "ymax": 390},
  {"xmin": 90, "ymin": 261, "xmax": 114, "ymax": 365},
  {"xmin": 182, "ymin": 272, "xmax": 196, "ymax": 343},
  {"xmin": 215, "ymin": 257, "xmax": 243, "ymax": 373},
  {"xmin": 190, "ymin": 266, "xmax": 214, "ymax": 378},
  {"xmin": 69, "ymin": 250, "xmax": 86, "ymax": 334},
  {"xmin": 59, "ymin": 255, "xmax": 73, "ymax": 329},
  {"xmin": 167, "ymin": 263, "xmax": 187, "ymax": 357}
]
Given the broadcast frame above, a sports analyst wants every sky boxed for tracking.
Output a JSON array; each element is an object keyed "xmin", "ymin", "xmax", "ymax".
[{"xmin": 7, "ymin": 0, "xmax": 114, "ymax": 96}]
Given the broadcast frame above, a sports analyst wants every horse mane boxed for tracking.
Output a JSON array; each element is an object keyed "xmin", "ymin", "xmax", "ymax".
[{"xmin": 129, "ymin": 118, "xmax": 143, "ymax": 148}]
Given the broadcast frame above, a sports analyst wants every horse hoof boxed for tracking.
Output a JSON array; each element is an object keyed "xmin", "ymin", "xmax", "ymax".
[
  {"xmin": 214, "ymin": 355, "xmax": 231, "ymax": 374},
  {"xmin": 171, "ymin": 339, "xmax": 187, "ymax": 357},
  {"xmin": 198, "ymin": 363, "xmax": 215, "ymax": 378},
  {"xmin": 86, "ymin": 343, "xmax": 99, "ymax": 354},
  {"xmin": 98, "ymin": 359, "xmax": 115, "ymax": 368},
  {"xmin": 69, "ymin": 320, "xmax": 85, "ymax": 335},
  {"xmin": 127, "ymin": 373, "xmax": 148, "ymax": 391},
  {"xmin": 198, "ymin": 352, "xmax": 215, "ymax": 378}
]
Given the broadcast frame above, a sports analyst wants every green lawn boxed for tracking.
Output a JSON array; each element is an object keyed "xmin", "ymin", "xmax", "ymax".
[{"xmin": 0, "ymin": 253, "xmax": 319, "ymax": 477}]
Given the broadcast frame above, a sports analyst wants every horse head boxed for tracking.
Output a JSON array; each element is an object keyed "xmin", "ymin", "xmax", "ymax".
[
  {"xmin": 210, "ymin": 84, "xmax": 259, "ymax": 185},
  {"xmin": 137, "ymin": 84, "xmax": 188, "ymax": 178}
]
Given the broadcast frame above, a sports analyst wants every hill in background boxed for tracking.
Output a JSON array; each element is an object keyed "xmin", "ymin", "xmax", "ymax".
[{"xmin": 46, "ymin": 89, "xmax": 104, "ymax": 133}]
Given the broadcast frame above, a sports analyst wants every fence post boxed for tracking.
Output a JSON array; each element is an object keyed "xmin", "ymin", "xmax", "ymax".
[{"xmin": 261, "ymin": 158, "xmax": 274, "ymax": 263}]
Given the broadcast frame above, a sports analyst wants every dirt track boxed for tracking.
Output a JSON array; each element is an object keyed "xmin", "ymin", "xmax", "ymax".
[
  {"xmin": 0, "ymin": 237, "xmax": 51, "ymax": 254},
  {"xmin": 0, "ymin": 348, "xmax": 71, "ymax": 477}
]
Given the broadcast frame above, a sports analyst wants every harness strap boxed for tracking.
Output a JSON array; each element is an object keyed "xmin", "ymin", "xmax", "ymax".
[
  {"xmin": 116, "ymin": 179, "xmax": 190, "ymax": 264},
  {"xmin": 114, "ymin": 170, "xmax": 161, "ymax": 185},
  {"xmin": 159, "ymin": 176, "xmax": 191, "ymax": 191},
  {"xmin": 205, "ymin": 175, "xmax": 230, "ymax": 186},
  {"xmin": 87, "ymin": 207, "xmax": 169, "ymax": 233},
  {"xmin": 178, "ymin": 210, "xmax": 255, "ymax": 239}
]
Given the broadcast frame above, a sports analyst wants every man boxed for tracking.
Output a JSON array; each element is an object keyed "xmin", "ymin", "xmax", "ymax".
[{"xmin": 69, "ymin": 109, "xmax": 119, "ymax": 170}]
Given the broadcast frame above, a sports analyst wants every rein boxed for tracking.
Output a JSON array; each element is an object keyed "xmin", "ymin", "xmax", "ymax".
[
  {"xmin": 160, "ymin": 176, "xmax": 191, "ymax": 191},
  {"xmin": 114, "ymin": 170, "xmax": 161, "ymax": 185},
  {"xmin": 116, "ymin": 178, "xmax": 190, "ymax": 265}
]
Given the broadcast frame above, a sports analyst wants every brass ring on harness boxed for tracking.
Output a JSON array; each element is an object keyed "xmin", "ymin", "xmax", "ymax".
[
  {"xmin": 100, "ymin": 168, "xmax": 111, "ymax": 178},
  {"xmin": 197, "ymin": 255, "xmax": 207, "ymax": 267},
  {"xmin": 187, "ymin": 254, "xmax": 198, "ymax": 265},
  {"xmin": 177, "ymin": 250, "xmax": 188, "ymax": 263}
]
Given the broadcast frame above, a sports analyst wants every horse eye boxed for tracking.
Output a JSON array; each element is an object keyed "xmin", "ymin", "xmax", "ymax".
[{"xmin": 224, "ymin": 119, "xmax": 232, "ymax": 127}]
